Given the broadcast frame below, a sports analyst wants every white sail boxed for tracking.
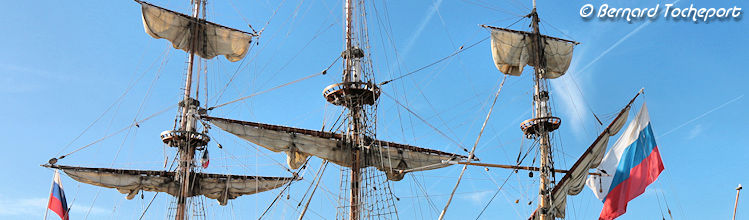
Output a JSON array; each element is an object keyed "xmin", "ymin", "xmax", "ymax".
[
  {"xmin": 488, "ymin": 26, "xmax": 576, "ymax": 79},
  {"xmin": 205, "ymin": 116, "xmax": 467, "ymax": 181},
  {"xmin": 139, "ymin": 1, "xmax": 254, "ymax": 62},
  {"xmin": 197, "ymin": 173, "xmax": 293, "ymax": 205},
  {"xmin": 527, "ymin": 106, "xmax": 629, "ymax": 219},
  {"xmin": 52, "ymin": 165, "xmax": 293, "ymax": 205}
]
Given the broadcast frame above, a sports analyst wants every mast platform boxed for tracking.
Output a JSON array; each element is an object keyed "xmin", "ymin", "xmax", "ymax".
[
  {"xmin": 323, "ymin": 82, "xmax": 380, "ymax": 106},
  {"xmin": 520, "ymin": 116, "xmax": 561, "ymax": 137},
  {"xmin": 160, "ymin": 130, "xmax": 210, "ymax": 148}
]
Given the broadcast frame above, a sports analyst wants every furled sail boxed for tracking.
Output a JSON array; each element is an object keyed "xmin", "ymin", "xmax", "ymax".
[
  {"xmin": 139, "ymin": 1, "xmax": 255, "ymax": 62},
  {"xmin": 528, "ymin": 105, "xmax": 631, "ymax": 219},
  {"xmin": 45, "ymin": 165, "xmax": 293, "ymax": 205},
  {"xmin": 546, "ymin": 107, "xmax": 629, "ymax": 218},
  {"xmin": 204, "ymin": 116, "xmax": 468, "ymax": 181},
  {"xmin": 485, "ymin": 25, "xmax": 577, "ymax": 79}
]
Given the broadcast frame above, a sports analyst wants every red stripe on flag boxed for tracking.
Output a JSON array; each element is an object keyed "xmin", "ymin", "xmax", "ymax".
[
  {"xmin": 599, "ymin": 147, "xmax": 664, "ymax": 220},
  {"xmin": 48, "ymin": 193, "xmax": 69, "ymax": 220}
]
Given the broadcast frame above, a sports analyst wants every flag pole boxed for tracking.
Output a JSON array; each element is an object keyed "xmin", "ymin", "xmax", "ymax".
[
  {"xmin": 734, "ymin": 184, "xmax": 742, "ymax": 220},
  {"xmin": 43, "ymin": 170, "xmax": 57, "ymax": 220}
]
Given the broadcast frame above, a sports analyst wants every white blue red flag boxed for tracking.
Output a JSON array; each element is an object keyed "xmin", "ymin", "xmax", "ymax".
[
  {"xmin": 47, "ymin": 170, "xmax": 69, "ymax": 220},
  {"xmin": 201, "ymin": 149, "xmax": 210, "ymax": 169},
  {"xmin": 586, "ymin": 103, "xmax": 664, "ymax": 220}
]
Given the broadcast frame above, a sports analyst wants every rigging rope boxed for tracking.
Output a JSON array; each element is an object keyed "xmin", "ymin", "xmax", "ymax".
[
  {"xmin": 208, "ymin": 56, "xmax": 339, "ymax": 110},
  {"xmin": 379, "ymin": 36, "xmax": 489, "ymax": 86},
  {"xmin": 476, "ymin": 138, "xmax": 534, "ymax": 219},
  {"xmin": 54, "ymin": 46, "xmax": 171, "ymax": 157},
  {"xmin": 380, "ymin": 91, "xmax": 468, "ymax": 152},
  {"xmin": 298, "ymin": 161, "xmax": 329, "ymax": 220},
  {"xmin": 257, "ymin": 0, "xmax": 288, "ymax": 36},
  {"xmin": 474, "ymin": 170, "xmax": 515, "ymax": 219},
  {"xmin": 54, "ymin": 104, "xmax": 176, "ymax": 161},
  {"xmin": 138, "ymin": 192, "xmax": 160, "ymax": 220},
  {"xmin": 378, "ymin": 15, "xmax": 525, "ymax": 86},
  {"xmin": 437, "ymin": 74, "xmax": 507, "ymax": 220},
  {"xmin": 258, "ymin": 159, "xmax": 309, "ymax": 220}
]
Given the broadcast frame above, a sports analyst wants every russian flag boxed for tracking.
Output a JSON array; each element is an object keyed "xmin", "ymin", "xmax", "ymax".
[
  {"xmin": 201, "ymin": 149, "xmax": 210, "ymax": 169},
  {"xmin": 586, "ymin": 103, "xmax": 664, "ymax": 220},
  {"xmin": 47, "ymin": 170, "xmax": 69, "ymax": 220}
]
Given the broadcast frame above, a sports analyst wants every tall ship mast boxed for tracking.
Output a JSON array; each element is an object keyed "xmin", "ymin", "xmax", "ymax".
[
  {"xmin": 475, "ymin": 1, "xmax": 653, "ymax": 219},
  {"xmin": 203, "ymin": 0, "xmax": 470, "ymax": 218},
  {"xmin": 41, "ymin": 0, "xmax": 667, "ymax": 219},
  {"xmin": 44, "ymin": 1, "xmax": 295, "ymax": 219}
]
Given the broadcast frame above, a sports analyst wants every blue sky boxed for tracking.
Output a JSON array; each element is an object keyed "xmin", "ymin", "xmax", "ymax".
[{"xmin": 1, "ymin": 0, "xmax": 747, "ymax": 219}]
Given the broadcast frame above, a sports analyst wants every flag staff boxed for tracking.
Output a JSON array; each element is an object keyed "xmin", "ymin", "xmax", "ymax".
[
  {"xmin": 43, "ymin": 170, "xmax": 56, "ymax": 220},
  {"xmin": 734, "ymin": 184, "xmax": 742, "ymax": 220}
]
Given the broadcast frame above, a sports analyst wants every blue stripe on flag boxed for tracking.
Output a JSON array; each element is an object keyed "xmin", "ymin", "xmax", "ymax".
[
  {"xmin": 52, "ymin": 181, "xmax": 68, "ymax": 211},
  {"xmin": 606, "ymin": 123, "xmax": 658, "ymax": 198}
]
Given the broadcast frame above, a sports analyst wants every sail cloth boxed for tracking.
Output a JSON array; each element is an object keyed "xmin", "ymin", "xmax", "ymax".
[
  {"xmin": 586, "ymin": 104, "xmax": 664, "ymax": 220},
  {"xmin": 48, "ymin": 165, "xmax": 293, "ymax": 206},
  {"xmin": 528, "ymin": 104, "xmax": 630, "ymax": 220},
  {"xmin": 542, "ymin": 106, "xmax": 630, "ymax": 219},
  {"xmin": 486, "ymin": 25, "xmax": 577, "ymax": 78},
  {"xmin": 204, "ymin": 116, "xmax": 468, "ymax": 181},
  {"xmin": 139, "ymin": 1, "xmax": 255, "ymax": 62}
]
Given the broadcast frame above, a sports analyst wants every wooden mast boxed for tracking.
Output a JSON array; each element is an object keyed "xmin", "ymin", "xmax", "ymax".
[
  {"xmin": 529, "ymin": 0, "xmax": 554, "ymax": 219},
  {"xmin": 175, "ymin": 0, "xmax": 202, "ymax": 219},
  {"xmin": 343, "ymin": 0, "xmax": 361, "ymax": 219}
]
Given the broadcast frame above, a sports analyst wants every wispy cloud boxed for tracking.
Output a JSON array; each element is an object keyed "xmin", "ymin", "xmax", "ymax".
[
  {"xmin": 460, "ymin": 190, "xmax": 493, "ymax": 204},
  {"xmin": 687, "ymin": 124, "xmax": 703, "ymax": 140},
  {"xmin": 0, "ymin": 195, "xmax": 108, "ymax": 218},
  {"xmin": 0, "ymin": 63, "xmax": 71, "ymax": 93},
  {"xmin": 659, "ymin": 95, "xmax": 743, "ymax": 138},
  {"xmin": 398, "ymin": 0, "xmax": 443, "ymax": 62},
  {"xmin": 0, "ymin": 196, "xmax": 47, "ymax": 216},
  {"xmin": 552, "ymin": 5, "xmax": 671, "ymax": 138},
  {"xmin": 551, "ymin": 63, "xmax": 590, "ymax": 139},
  {"xmin": 577, "ymin": 0, "xmax": 681, "ymax": 76},
  {"xmin": 576, "ymin": 21, "xmax": 650, "ymax": 76}
]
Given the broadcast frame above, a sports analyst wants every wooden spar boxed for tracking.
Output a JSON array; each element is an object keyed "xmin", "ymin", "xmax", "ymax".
[
  {"xmin": 528, "ymin": 4, "xmax": 554, "ymax": 220},
  {"xmin": 525, "ymin": 89, "xmax": 643, "ymax": 220},
  {"xmin": 175, "ymin": 1, "xmax": 202, "ymax": 219},
  {"xmin": 734, "ymin": 184, "xmax": 743, "ymax": 220},
  {"xmin": 342, "ymin": 0, "xmax": 362, "ymax": 219},
  {"xmin": 480, "ymin": 25, "xmax": 580, "ymax": 45},
  {"xmin": 446, "ymin": 161, "xmax": 602, "ymax": 176}
]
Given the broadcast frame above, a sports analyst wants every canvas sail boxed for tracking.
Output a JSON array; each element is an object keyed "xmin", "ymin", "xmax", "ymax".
[
  {"xmin": 139, "ymin": 1, "xmax": 254, "ymax": 62},
  {"xmin": 487, "ymin": 26, "xmax": 576, "ymax": 78},
  {"xmin": 48, "ymin": 165, "xmax": 293, "ymax": 205},
  {"xmin": 528, "ymin": 106, "xmax": 630, "ymax": 219},
  {"xmin": 204, "ymin": 116, "xmax": 467, "ymax": 181}
]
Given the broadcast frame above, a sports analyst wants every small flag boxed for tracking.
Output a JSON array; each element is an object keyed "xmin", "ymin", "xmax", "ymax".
[
  {"xmin": 47, "ymin": 170, "xmax": 69, "ymax": 220},
  {"xmin": 586, "ymin": 103, "xmax": 664, "ymax": 220},
  {"xmin": 201, "ymin": 149, "xmax": 210, "ymax": 169}
]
